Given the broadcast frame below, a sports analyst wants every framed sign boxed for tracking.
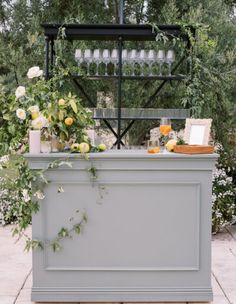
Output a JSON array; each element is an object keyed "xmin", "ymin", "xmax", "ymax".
[{"xmin": 184, "ymin": 119, "xmax": 212, "ymax": 145}]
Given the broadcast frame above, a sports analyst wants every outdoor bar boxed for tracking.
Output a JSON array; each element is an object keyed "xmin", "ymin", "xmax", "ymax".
[
  {"xmin": 27, "ymin": 151, "xmax": 217, "ymax": 302},
  {"xmin": 25, "ymin": 5, "xmax": 218, "ymax": 302}
]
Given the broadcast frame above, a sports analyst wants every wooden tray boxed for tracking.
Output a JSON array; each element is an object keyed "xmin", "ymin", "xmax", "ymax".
[{"xmin": 173, "ymin": 145, "xmax": 214, "ymax": 154}]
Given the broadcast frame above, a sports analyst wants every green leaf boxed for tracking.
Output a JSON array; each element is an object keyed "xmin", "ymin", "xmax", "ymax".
[
  {"xmin": 58, "ymin": 227, "xmax": 69, "ymax": 238},
  {"xmin": 73, "ymin": 224, "xmax": 81, "ymax": 234},
  {"xmin": 69, "ymin": 99, "xmax": 78, "ymax": 113},
  {"xmin": 51, "ymin": 241, "xmax": 62, "ymax": 252},
  {"xmin": 3, "ymin": 114, "xmax": 10, "ymax": 120}
]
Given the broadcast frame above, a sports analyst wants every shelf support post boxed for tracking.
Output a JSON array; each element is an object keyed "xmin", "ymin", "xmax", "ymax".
[
  {"xmin": 45, "ymin": 35, "xmax": 50, "ymax": 80},
  {"xmin": 117, "ymin": 36, "xmax": 123, "ymax": 149}
]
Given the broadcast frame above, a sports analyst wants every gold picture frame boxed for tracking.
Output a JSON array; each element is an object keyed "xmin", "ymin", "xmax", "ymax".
[{"xmin": 184, "ymin": 118, "xmax": 212, "ymax": 145}]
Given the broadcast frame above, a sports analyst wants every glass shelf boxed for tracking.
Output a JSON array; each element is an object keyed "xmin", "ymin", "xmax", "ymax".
[
  {"xmin": 73, "ymin": 74, "xmax": 187, "ymax": 81},
  {"xmin": 91, "ymin": 108, "xmax": 190, "ymax": 120}
]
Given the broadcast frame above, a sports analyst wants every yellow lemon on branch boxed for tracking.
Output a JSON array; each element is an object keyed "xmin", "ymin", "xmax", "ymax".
[{"xmin": 64, "ymin": 117, "xmax": 73, "ymax": 126}]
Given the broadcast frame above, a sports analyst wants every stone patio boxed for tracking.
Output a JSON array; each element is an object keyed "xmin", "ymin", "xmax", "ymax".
[{"xmin": 0, "ymin": 225, "xmax": 235, "ymax": 304}]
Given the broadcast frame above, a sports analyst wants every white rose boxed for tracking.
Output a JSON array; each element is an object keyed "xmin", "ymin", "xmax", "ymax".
[
  {"xmin": 16, "ymin": 108, "xmax": 26, "ymax": 120},
  {"xmin": 28, "ymin": 105, "xmax": 39, "ymax": 113},
  {"xmin": 22, "ymin": 189, "xmax": 30, "ymax": 202},
  {"xmin": 15, "ymin": 86, "xmax": 26, "ymax": 99},
  {"xmin": 27, "ymin": 66, "xmax": 43, "ymax": 79},
  {"xmin": 34, "ymin": 190, "xmax": 45, "ymax": 200},
  {"xmin": 31, "ymin": 114, "xmax": 49, "ymax": 129}
]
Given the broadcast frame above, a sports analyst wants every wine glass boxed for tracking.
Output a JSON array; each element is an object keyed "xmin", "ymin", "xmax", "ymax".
[
  {"xmin": 147, "ymin": 50, "xmax": 156, "ymax": 76},
  {"xmin": 138, "ymin": 50, "xmax": 146, "ymax": 76},
  {"xmin": 93, "ymin": 49, "xmax": 101, "ymax": 76},
  {"xmin": 166, "ymin": 50, "xmax": 175, "ymax": 76},
  {"xmin": 129, "ymin": 49, "xmax": 137, "ymax": 76},
  {"xmin": 111, "ymin": 49, "xmax": 118, "ymax": 75},
  {"xmin": 157, "ymin": 50, "xmax": 165, "ymax": 76},
  {"xmin": 102, "ymin": 49, "xmax": 110, "ymax": 76},
  {"xmin": 84, "ymin": 49, "xmax": 92, "ymax": 76},
  {"xmin": 75, "ymin": 49, "xmax": 83, "ymax": 75},
  {"xmin": 122, "ymin": 49, "xmax": 128, "ymax": 75}
]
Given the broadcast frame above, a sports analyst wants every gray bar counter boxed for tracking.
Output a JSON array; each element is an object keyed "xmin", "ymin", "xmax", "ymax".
[{"xmin": 26, "ymin": 151, "xmax": 218, "ymax": 302}]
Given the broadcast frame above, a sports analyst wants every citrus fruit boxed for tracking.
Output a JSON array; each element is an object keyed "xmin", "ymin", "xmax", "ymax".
[
  {"xmin": 70, "ymin": 143, "xmax": 80, "ymax": 151},
  {"xmin": 97, "ymin": 143, "xmax": 107, "ymax": 151},
  {"xmin": 147, "ymin": 147, "xmax": 160, "ymax": 154},
  {"xmin": 79, "ymin": 142, "xmax": 90, "ymax": 153},
  {"xmin": 58, "ymin": 98, "xmax": 66, "ymax": 106},
  {"xmin": 64, "ymin": 117, "xmax": 73, "ymax": 126},
  {"xmin": 31, "ymin": 112, "xmax": 39, "ymax": 120},
  {"xmin": 165, "ymin": 139, "xmax": 177, "ymax": 152}
]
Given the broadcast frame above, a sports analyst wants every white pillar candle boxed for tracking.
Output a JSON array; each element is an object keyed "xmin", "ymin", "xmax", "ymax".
[{"xmin": 29, "ymin": 130, "xmax": 41, "ymax": 154}]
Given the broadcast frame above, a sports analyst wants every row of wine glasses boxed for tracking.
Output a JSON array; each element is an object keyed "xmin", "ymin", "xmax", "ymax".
[{"xmin": 75, "ymin": 49, "xmax": 175, "ymax": 76}]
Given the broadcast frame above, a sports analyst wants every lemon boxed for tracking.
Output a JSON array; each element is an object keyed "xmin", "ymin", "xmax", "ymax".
[
  {"xmin": 31, "ymin": 112, "xmax": 39, "ymax": 120},
  {"xmin": 165, "ymin": 139, "xmax": 177, "ymax": 152},
  {"xmin": 97, "ymin": 143, "xmax": 107, "ymax": 151},
  {"xmin": 70, "ymin": 143, "xmax": 80, "ymax": 151},
  {"xmin": 58, "ymin": 98, "xmax": 66, "ymax": 106},
  {"xmin": 64, "ymin": 117, "xmax": 73, "ymax": 126},
  {"xmin": 79, "ymin": 142, "xmax": 90, "ymax": 153}
]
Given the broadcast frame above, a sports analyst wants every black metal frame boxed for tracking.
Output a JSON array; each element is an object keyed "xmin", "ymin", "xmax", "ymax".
[{"xmin": 42, "ymin": 23, "xmax": 194, "ymax": 149}]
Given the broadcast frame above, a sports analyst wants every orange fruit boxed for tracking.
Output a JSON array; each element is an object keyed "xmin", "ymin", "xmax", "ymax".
[
  {"xmin": 147, "ymin": 147, "xmax": 160, "ymax": 154},
  {"xmin": 160, "ymin": 125, "xmax": 172, "ymax": 136},
  {"xmin": 58, "ymin": 98, "xmax": 66, "ymax": 106},
  {"xmin": 64, "ymin": 117, "xmax": 73, "ymax": 126}
]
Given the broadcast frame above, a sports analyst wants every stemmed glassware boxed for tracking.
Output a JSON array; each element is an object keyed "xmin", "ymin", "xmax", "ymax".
[
  {"xmin": 111, "ymin": 49, "xmax": 118, "ymax": 75},
  {"xmin": 147, "ymin": 50, "xmax": 156, "ymax": 76},
  {"xmin": 129, "ymin": 49, "xmax": 137, "ymax": 76},
  {"xmin": 122, "ymin": 49, "xmax": 128, "ymax": 76},
  {"xmin": 166, "ymin": 50, "xmax": 175, "ymax": 76},
  {"xmin": 138, "ymin": 50, "xmax": 146, "ymax": 76},
  {"xmin": 93, "ymin": 49, "xmax": 101, "ymax": 76},
  {"xmin": 84, "ymin": 49, "xmax": 92, "ymax": 76},
  {"xmin": 102, "ymin": 49, "xmax": 110, "ymax": 76},
  {"xmin": 75, "ymin": 49, "xmax": 83, "ymax": 75},
  {"xmin": 157, "ymin": 50, "xmax": 165, "ymax": 76}
]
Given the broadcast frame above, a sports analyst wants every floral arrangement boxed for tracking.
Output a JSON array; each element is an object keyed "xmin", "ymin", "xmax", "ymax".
[
  {"xmin": 0, "ymin": 66, "xmax": 105, "ymax": 250},
  {"xmin": 13, "ymin": 67, "xmax": 95, "ymax": 153}
]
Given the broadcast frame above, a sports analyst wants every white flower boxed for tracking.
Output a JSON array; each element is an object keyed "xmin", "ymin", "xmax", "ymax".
[
  {"xmin": 31, "ymin": 114, "xmax": 49, "ymax": 130},
  {"xmin": 27, "ymin": 66, "xmax": 43, "ymax": 79},
  {"xmin": 16, "ymin": 108, "xmax": 26, "ymax": 120},
  {"xmin": 22, "ymin": 189, "xmax": 30, "ymax": 202},
  {"xmin": 0, "ymin": 155, "xmax": 9, "ymax": 164},
  {"xmin": 85, "ymin": 108, "xmax": 92, "ymax": 113},
  {"xmin": 15, "ymin": 86, "xmax": 26, "ymax": 99},
  {"xmin": 34, "ymin": 190, "xmax": 45, "ymax": 200},
  {"xmin": 28, "ymin": 105, "xmax": 39, "ymax": 113}
]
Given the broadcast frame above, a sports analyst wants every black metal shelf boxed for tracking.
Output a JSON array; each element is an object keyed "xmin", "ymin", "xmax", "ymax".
[
  {"xmin": 42, "ymin": 21, "xmax": 194, "ymax": 148},
  {"xmin": 41, "ymin": 23, "xmax": 193, "ymax": 41},
  {"xmin": 72, "ymin": 74, "xmax": 187, "ymax": 81}
]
